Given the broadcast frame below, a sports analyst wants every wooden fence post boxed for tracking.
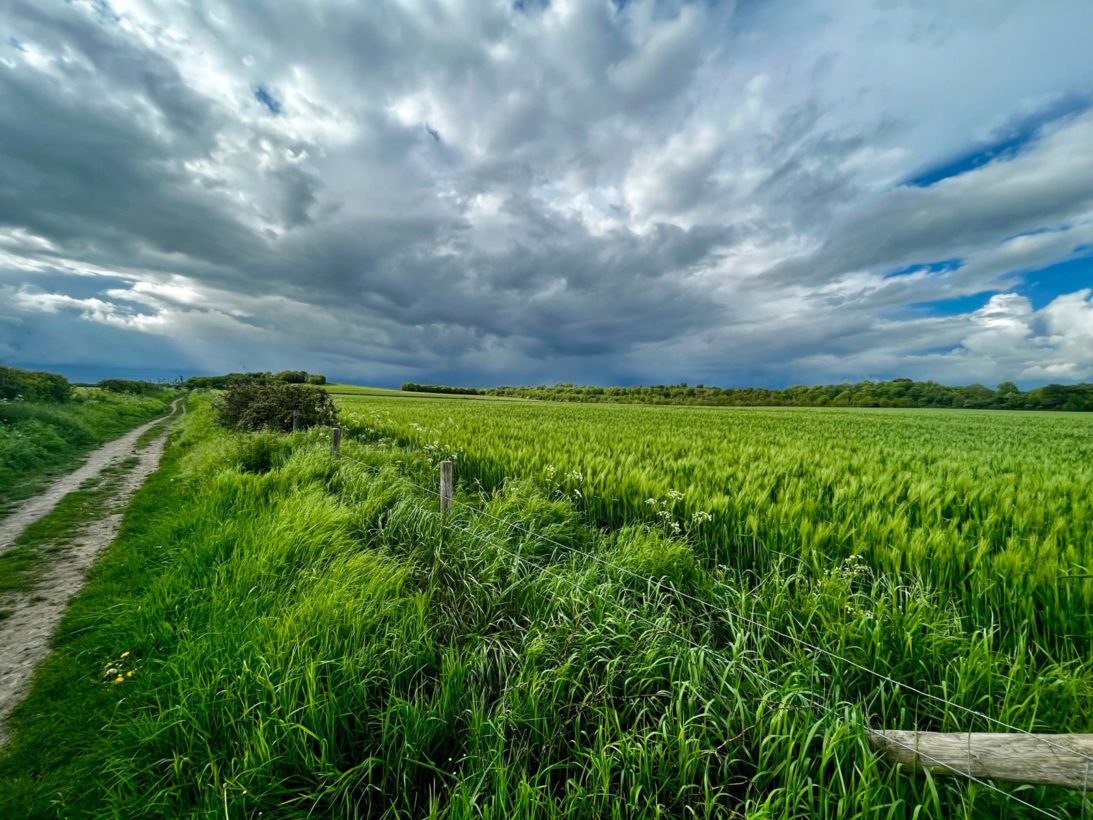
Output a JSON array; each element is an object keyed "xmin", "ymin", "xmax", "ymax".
[
  {"xmin": 869, "ymin": 730, "xmax": 1093, "ymax": 791},
  {"xmin": 439, "ymin": 460, "xmax": 453, "ymax": 518},
  {"xmin": 331, "ymin": 425, "xmax": 341, "ymax": 456},
  {"xmin": 292, "ymin": 410, "xmax": 299, "ymax": 432}
]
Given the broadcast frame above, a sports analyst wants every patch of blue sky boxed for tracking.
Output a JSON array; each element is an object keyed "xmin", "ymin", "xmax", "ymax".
[
  {"xmin": 1015, "ymin": 255, "xmax": 1093, "ymax": 309},
  {"xmin": 905, "ymin": 92, "xmax": 1092, "ymax": 188},
  {"xmin": 254, "ymin": 86, "xmax": 282, "ymax": 115},
  {"xmin": 904, "ymin": 248, "xmax": 1093, "ymax": 316}
]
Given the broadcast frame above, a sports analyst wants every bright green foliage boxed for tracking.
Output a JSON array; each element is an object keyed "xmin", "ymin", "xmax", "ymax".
[
  {"xmin": 0, "ymin": 365, "xmax": 71, "ymax": 402},
  {"xmin": 0, "ymin": 395, "xmax": 1086, "ymax": 817},
  {"xmin": 0, "ymin": 387, "xmax": 170, "ymax": 508}
]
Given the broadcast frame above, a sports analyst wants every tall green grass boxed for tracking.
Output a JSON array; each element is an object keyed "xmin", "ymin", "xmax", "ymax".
[
  {"xmin": 0, "ymin": 388, "xmax": 171, "ymax": 509},
  {"xmin": 0, "ymin": 395, "xmax": 1085, "ymax": 817}
]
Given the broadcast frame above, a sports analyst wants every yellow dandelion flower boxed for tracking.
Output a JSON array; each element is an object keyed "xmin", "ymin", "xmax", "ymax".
[
  {"xmin": 127, "ymin": 671, "xmax": 135, "ymax": 678},
  {"xmin": 121, "ymin": 651, "xmax": 130, "ymax": 658},
  {"xmin": 114, "ymin": 676, "xmax": 124, "ymax": 685}
]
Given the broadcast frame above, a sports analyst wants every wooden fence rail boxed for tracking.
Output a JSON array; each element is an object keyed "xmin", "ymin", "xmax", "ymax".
[{"xmin": 870, "ymin": 730, "xmax": 1093, "ymax": 791}]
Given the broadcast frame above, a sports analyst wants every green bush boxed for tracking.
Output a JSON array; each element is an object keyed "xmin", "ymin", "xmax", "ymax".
[
  {"xmin": 307, "ymin": 374, "xmax": 327, "ymax": 385},
  {"xmin": 0, "ymin": 365, "xmax": 72, "ymax": 402},
  {"xmin": 216, "ymin": 382, "xmax": 338, "ymax": 432}
]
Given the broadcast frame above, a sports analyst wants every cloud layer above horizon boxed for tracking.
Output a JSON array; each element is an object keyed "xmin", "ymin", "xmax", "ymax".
[{"xmin": 2, "ymin": 0, "xmax": 1092, "ymax": 387}]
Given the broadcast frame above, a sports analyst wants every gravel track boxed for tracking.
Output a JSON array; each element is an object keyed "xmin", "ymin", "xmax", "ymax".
[{"xmin": 0, "ymin": 397, "xmax": 183, "ymax": 744}]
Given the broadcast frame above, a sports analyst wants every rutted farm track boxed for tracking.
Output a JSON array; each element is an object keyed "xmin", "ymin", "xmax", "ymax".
[{"xmin": 0, "ymin": 398, "xmax": 183, "ymax": 744}]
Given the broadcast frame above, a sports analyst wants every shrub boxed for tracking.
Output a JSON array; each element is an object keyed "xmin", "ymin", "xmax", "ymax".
[
  {"xmin": 308, "ymin": 374, "xmax": 327, "ymax": 385},
  {"xmin": 216, "ymin": 382, "xmax": 338, "ymax": 432},
  {"xmin": 0, "ymin": 365, "xmax": 72, "ymax": 402}
]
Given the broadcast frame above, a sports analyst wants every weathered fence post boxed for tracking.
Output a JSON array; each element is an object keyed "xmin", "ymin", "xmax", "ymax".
[
  {"xmin": 869, "ymin": 730, "xmax": 1093, "ymax": 791},
  {"xmin": 331, "ymin": 425, "xmax": 341, "ymax": 456},
  {"xmin": 292, "ymin": 410, "xmax": 299, "ymax": 432},
  {"xmin": 439, "ymin": 460, "xmax": 453, "ymax": 518}
]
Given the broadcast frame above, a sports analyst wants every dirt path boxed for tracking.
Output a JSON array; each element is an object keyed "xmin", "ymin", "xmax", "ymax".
[
  {"xmin": 0, "ymin": 398, "xmax": 183, "ymax": 745},
  {"xmin": 0, "ymin": 398, "xmax": 183, "ymax": 554}
]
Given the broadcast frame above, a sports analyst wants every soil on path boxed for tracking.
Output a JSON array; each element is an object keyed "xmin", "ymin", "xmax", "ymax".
[{"xmin": 0, "ymin": 397, "xmax": 183, "ymax": 744}]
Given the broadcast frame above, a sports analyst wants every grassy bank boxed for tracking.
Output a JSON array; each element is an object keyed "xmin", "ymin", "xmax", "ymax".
[
  {"xmin": 0, "ymin": 395, "xmax": 1084, "ymax": 817},
  {"xmin": 0, "ymin": 388, "xmax": 172, "ymax": 512}
]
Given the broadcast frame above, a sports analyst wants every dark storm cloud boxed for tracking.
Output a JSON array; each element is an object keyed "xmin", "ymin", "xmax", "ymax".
[{"xmin": 2, "ymin": 0, "xmax": 1093, "ymax": 386}]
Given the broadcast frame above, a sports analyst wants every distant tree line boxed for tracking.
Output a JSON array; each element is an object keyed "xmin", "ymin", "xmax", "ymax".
[
  {"xmin": 401, "ymin": 383, "xmax": 482, "ymax": 395},
  {"xmin": 98, "ymin": 379, "xmax": 168, "ymax": 396},
  {"xmin": 186, "ymin": 371, "xmax": 326, "ymax": 389},
  {"xmin": 401, "ymin": 378, "xmax": 1093, "ymax": 411},
  {"xmin": 1, "ymin": 365, "xmax": 176, "ymax": 402}
]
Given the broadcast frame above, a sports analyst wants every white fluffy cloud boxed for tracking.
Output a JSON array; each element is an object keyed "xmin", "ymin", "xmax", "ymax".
[{"xmin": 1, "ymin": 0, "xmax": 1092, "ymax": 386}]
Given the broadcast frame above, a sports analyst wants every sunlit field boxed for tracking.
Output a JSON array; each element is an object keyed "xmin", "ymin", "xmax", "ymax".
[
  {"xmin": 340, "ymin": 396, "xmax": 1093, "ymax": 638},
  {"xmin": 333, "ymin": 394, "xmax": 1093, "ymax": 814}
]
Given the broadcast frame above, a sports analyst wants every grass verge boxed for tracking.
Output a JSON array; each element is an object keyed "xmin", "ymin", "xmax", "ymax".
[
  {"xmin": 0, "ymin": 396, "xmax": 1085, "ymax": 817},
  {"xmin": 0, "ymin": 389, "xmax": 173, "ymax": 515}
]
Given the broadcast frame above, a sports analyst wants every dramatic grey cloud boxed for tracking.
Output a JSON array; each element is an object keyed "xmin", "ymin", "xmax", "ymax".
[{"xmin": 1, "ymin": 0, "xmax": 1092, "ymax": 386}]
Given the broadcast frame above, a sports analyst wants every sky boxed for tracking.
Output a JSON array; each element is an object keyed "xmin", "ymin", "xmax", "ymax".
[{"xmin": 1, "ymin": 0, "xmax": 1092, "ymax": 388}]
